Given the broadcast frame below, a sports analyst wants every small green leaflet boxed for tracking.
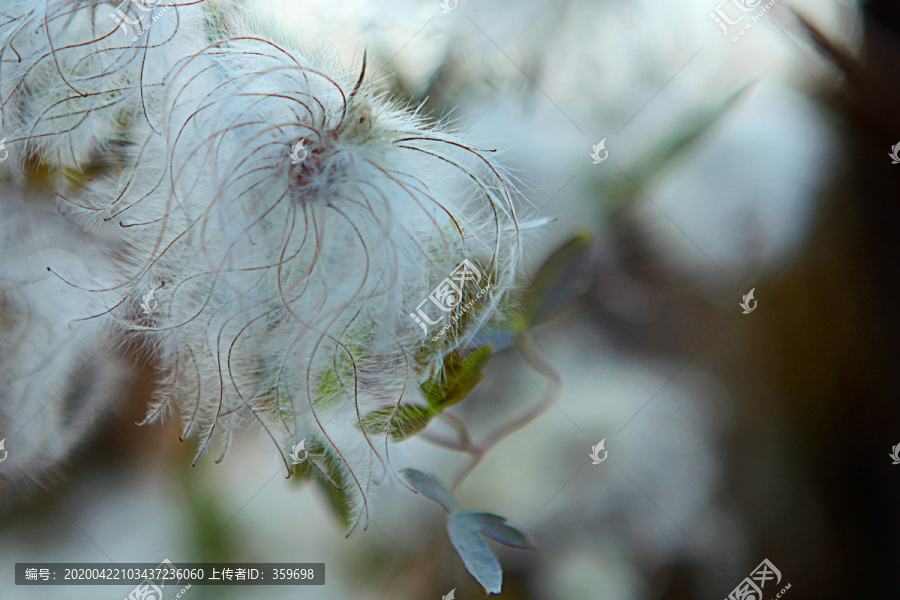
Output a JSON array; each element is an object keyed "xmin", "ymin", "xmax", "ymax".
[
  {"xmin": 291, "ymin": 437, "xmax": 352, "ymax": 528},
  {"xmin": 359, "ymin": 405, "xmax": 433, "ymax": 442},
  {"xmin": 452, "ymin": 512, "xmax": 534, "ymax": 549},
  {"xmin": 420, "ymin": 346, "xmax": 492, "ymax": 412},
  {"xmin": 400, "ymin": 468, "xmax": 456, "ymax": 512},
  {"xmin": 447, "ymin": 512, "xmax": 534, "ymax": 594},
  {"xmin": 402, "ymin": 469, "xmax": 533, "ymax": 595},
  {"xmin": 517, "ymin": 232, "xmax": 596, "ymax": 329},
  {"xmin": 358, "ymin": 347, "xmax": 492, "ymax": 441}
]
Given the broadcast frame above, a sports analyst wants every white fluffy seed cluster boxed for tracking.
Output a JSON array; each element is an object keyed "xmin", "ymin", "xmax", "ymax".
[{"xmin": 0, "ymin": 0, "xmax": 522, "ymax": 523}]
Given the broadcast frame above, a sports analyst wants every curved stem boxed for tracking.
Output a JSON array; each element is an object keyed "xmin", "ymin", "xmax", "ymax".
[
  {"xmin": 450, "ymin": 331, "xmax": 562, "ymax": 490},
  {"xmin": 438, "ymin": 412, "xmax": 475, "ymax": 450},
  {"xmin": 419, "ymin": 413, "xmax": 481, "ymax": 454}
]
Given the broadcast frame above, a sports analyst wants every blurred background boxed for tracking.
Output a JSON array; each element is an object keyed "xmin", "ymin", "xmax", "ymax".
[{"xmin": 3, "ymin": 0, "xmax": 899, "ymax": 598}]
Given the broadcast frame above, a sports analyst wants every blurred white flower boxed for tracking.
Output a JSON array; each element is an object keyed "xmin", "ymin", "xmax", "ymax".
[{"xmin": 0, "ymin": 190, "xmax": 128, "ymax": 489}]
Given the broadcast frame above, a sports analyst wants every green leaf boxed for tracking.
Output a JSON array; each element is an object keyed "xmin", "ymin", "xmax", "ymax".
[
  {"xmin": 420, "ymin": 346, "xmax": 492, "ymax": 412},
  {"xmin": 313, "ymin": 366, "xmax": 346, "ymax": 409},
  {"xmin": 447, "ymin": 513, "xmax": 502, "ymax": 594},
  {"xmin": 518, "ymin": 232, "xmax": 596, "ymax": 328},
  {"xmin": 359, "ymin": 405, "xmax": 434, "ymax": 441},
  {"xmin": 311, "ymin": 476, "xmax": 352, "ymax": 528},
  {"xmin": 455, "ymin": 512, "xmax": 534, "ymax": 549},
  {"xmin": 446, "ymin": 512, "xmax": 534, "ymax": 594},
  {"xmin": 400, "ymin": 469, "xmax": 457, "ymax": 512},
  {"xmin": 292, "ymin": 438, "xmax": 352, "ymax": 528}
]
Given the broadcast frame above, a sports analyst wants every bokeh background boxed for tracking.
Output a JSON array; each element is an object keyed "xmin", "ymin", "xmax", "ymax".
[{"xmin": 3, "ymin": 0, "xmax": 899, "ymax": 598}]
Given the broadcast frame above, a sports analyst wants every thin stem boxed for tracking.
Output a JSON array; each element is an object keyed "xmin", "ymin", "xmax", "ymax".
[
  {"xmin": 438, "ymin": 412, "xmax": 475, "ymax": 450},
  {"xmin": 450, "ymin": 331, "xmax": 562, "ymax": 490},
  {"xmin": 419, "ymin": 413, "xmax": 481, "ymax": 454},
  {"xmin": 419, "ymin": 431, "xmax": 476, "ymax": 453}
]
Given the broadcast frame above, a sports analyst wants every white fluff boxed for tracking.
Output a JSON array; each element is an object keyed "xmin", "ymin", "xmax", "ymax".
[{"xmin": 1, "ymin": 0, "xmax": 524, "ymax": 528}]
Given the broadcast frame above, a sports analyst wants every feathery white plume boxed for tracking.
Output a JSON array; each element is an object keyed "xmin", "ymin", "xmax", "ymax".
[{"xmin": 1, "ymin": 0, "xmax": 525, "ymax": 529}]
